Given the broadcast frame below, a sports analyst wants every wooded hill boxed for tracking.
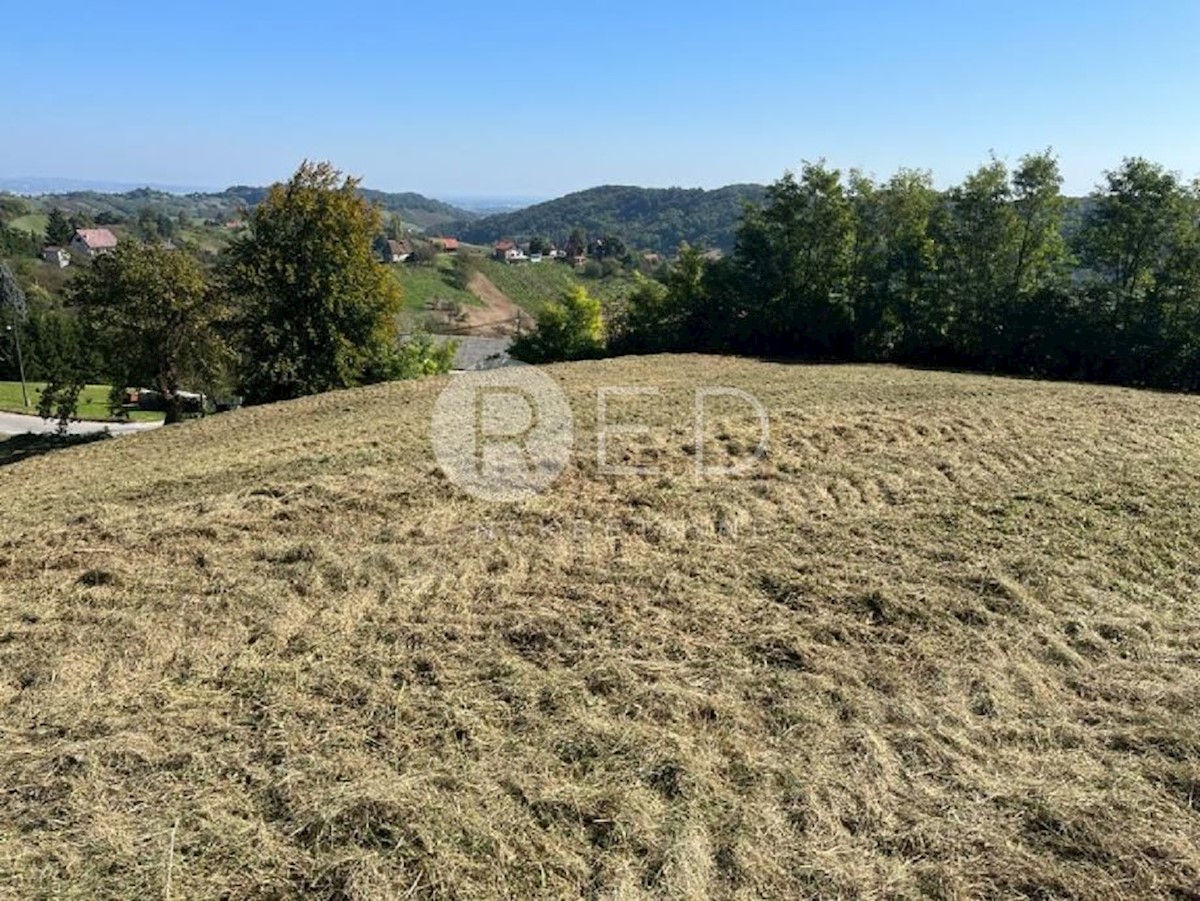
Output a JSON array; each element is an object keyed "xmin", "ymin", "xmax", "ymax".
[
  {"xmin": 4, "ymin": 186, "xmax": 477, "ymax": 233},
  {"xmin": 447, "ymin": 184, "xmax": 769, "ymax": 254}
]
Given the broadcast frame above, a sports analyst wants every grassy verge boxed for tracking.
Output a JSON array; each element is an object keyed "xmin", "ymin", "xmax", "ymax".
[{"xmin": 0, "ymin": 382, "xmax": 164, "ymax": 422}]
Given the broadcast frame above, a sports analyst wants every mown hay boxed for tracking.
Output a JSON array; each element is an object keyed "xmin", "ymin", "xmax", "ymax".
[{"xmin": 1, "ymin": 356, "xmax": 1198, "ymax": 899}]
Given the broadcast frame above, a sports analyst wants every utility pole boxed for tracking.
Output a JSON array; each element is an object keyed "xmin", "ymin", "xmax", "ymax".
[
  {"xmin": 10, "ymin": 313, "xmax": 28, "ymax": 408},
  {"xmin": 0, "ymin": 262, "xmax": 30, "ymax": 407}
]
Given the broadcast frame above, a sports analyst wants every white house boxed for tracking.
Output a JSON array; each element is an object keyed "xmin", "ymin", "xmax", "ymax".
[
  {"xmin": 493, "ymin": 240, "xmax": 527, "ymax": 263},
  {"xmin": 41, "ymin": 246, "xmax": 70, "ymax": 268}
]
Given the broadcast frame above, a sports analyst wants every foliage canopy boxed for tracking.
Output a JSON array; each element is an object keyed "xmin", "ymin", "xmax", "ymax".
[{"xmin": 225, "ymin": 161, "xmax": 405, "ymax": 403}]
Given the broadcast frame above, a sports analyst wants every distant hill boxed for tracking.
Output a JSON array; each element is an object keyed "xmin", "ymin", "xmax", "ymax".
[
  {"xmin": 0, "ymin": 176, "xmax": 215, "ymax": 195},
  {"xmin": 448, "ymin": 184, "xmax": 769, "ymax": 254},
  {"xmin": 2, "ymin": 185, "xmax": 477, "ymax": 233}
]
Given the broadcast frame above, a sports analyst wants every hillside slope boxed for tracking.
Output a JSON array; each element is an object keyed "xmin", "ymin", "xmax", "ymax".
[
  {"xmin": 7, "ymin": 186, "xmax": 476, "ymax": 233},
  {"xmin": 448, "ymin": 184, "xmax": 768, "ymax": 254},
  {"xmin": 1, "ymin": 358, "xmax": 1199, "ymax": 899}
]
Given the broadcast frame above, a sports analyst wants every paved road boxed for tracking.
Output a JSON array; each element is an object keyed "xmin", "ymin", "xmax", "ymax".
[{"xmin": 0, "ymin": 411, "xmax": 163, "ymax": 437}]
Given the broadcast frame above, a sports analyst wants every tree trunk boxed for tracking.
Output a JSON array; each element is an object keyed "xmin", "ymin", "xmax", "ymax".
[{"xmin": 164, "ymin": 393, "xmax": 184, "ymax": 425}]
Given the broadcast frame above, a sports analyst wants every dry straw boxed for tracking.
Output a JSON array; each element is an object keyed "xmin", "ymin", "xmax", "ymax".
[{"xmin": 0, "ymin": 356, "xmax": 1198, "ymax": 898}]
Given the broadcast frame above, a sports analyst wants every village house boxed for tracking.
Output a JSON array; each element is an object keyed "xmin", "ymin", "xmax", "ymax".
[
  {"xmin": 431, "ymin": 236, "xmax": 459, "ymax": 252},
  {"xmin": 69, "ymin": 228, "xmax": 118, "ymax": 258},
  {"xmin": 493, "ymin": 239, "xmax": 527, "ymax": 263},
  {"xmin": 41, "ymin": 246, "xmax": 70, "ymax": 268},
  {"xmin": 382, "ymin": 238, "xmax": 412, "ymax": 263}
]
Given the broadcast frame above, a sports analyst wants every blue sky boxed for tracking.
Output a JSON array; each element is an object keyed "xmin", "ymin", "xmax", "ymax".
[{"xmin": 3, "ymin": 0, "xmax": 1197, "ymax": 198}]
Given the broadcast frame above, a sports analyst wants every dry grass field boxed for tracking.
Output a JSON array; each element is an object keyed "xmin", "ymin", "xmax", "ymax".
[{"xmin": 1, "ymin": 356, "xmax": 1198, "ymax": 899}]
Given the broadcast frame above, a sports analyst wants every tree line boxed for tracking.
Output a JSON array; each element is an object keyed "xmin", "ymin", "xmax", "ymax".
[
  {"xmin": 521, "ymin": 153, "xmax": 1200, "ymax": 393},
  {"xmin": 0, "ymin": 162, "xmax": 454, "ymax": 425}
]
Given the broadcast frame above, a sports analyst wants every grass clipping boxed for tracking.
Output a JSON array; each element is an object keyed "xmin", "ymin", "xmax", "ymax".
[{"xmin": 0, "ymin": 355, "xmax": 1198, "ymax": 899}]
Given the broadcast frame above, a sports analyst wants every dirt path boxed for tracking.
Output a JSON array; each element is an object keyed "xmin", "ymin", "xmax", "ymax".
[{"xmin": 461, "ymin": 272, "xmax": 536, "ymax": 337}]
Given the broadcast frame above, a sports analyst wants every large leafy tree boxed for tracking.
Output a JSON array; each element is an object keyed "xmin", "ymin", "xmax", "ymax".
[
  {"xmin": 565, "ymin": 228, "xmax": 587, "ymax": 258},
  {"xmin": 876, "ymin": 169, "xmax": 944, "ymax": 359},
  {"xmin": 69, "ymin": 241, "xmax": 229, "ymax": 423},
  {"xmin": 938, "ymin": 159, "xmax": 1021, "ymax": 363},
  {"xmin": 224, "ymin": 161, "xmax": 404, "ymax": 403},
  {"xmin": 731, "ymin": 163, "xmax": 856, "ymax": 357},
  {"xmin": 1077, "ymin": 158, "xmax": 1188, "ymax": 314},
  {"xmin": 1074, "ymin": 158, "xmax": 1191, "ymax": 379},
  {"xmin": 1010, "ymin": 150, "xmax": 1069, "ymax": 297}
]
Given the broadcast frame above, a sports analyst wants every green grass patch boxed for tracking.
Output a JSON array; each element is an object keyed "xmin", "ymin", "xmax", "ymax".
[
  {"xmin": 9, "ymin": 213, "xmax": 48, "ymax": 239},
  {"xmin": 178, "ymin": 225, "xmax": 235, "ymax": 254},
  {"xmin": 391, "ymin": 256, "xmax": 480, "ymax": 311},
  {"xmin": 0, "ymin": 382, "xmax": 163, "ymax": 422},
  {"xmin": 476, "ymin": 258, "xmax": 634, "ymax": 314}
]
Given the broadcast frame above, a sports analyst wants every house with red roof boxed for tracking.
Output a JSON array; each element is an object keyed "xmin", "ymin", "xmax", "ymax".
[
  {"xmin": 493, "ymin": 239, "xmax": 527, "ymax": 263},
  {"xmin": 69, "ymin": 228, "xmax": 118, "ymax": 258},
  {"xmin": 431, "ymin": 236, "xmax": 459, "ymax": 252}
]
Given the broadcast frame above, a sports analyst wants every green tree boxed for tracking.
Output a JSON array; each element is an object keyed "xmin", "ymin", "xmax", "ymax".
[
  {"xmin": 21, "ymin": 306, "xmax": 93, "ymax": 382},
  {"xmin": 612, "ymin": 274, "xmax": 671, "ymax": 354},
  {"xmin": 0, "ymin": 262, "xmax": 30, "ymax": 406},
  {"xmin": 4, "ymin": 260, "xmax": 81, "ymax": 429},
  {"xmin": 1077, "ymin": 157, "xmax": 1187, "ymax": 310},
  {"xmin": 364, "ymin": 332, "xmax": 458, "ymax": 382},
  {"xmin": 37, "ymin": 375, "xmax": 84, "ymax": 435},
  {"xmin": 384, "ymin": 213, "xmax": 406, "ymax": 241},
  {"xmin": 156, "ymin": 211, "xmax": 178, "ymax": 240},
  {"xmin": 1072, "ymin": 158, "xmax": 1191, "ymax": 380},
  {"xmin": 69, "ymin": 241, "xmax": 229, "ymax": 423},
  {"xmin": 511, "ymin": 284, "xmax": 604, "ymax": 363},
  {"xmin": 730, "ymin": 163, "xmax": 856, "ymax": 356},
  {"xmin": 0, "ymin": 196, "xmax": 27, "ymax": 225},
  {"xmin": 407, "ymin": 240, "xmax": 440, "ymax": 265},
  {"xmin": 565, "ymin": 228, "xmax": 587, "ymax": 258},
  {"xmin": 0, "ymin": 223, "xmax": 40, "ymax": 258},
  {"xmin": 45, "ymin": 207, "xmax": 73, "ymax": 245},
  {"xmin": 938, "ymin": 158, "xmax": 1022, "ymax": 363},
  {"xmin": 1010, "ymin": 150, "xmax": 1069, "ymax": 296},
  {"xmin": 589, "ymin": 234, "xmax": 627, "ymax": 260},
  {"xmin": 451, "ymin": 251, "xmax": 478, "ymax": 290},
  {"xmin": 224, "ymin": 161, "xmax": 405, "ymax": 403},
  {"xmin": 528, "ymin": 235, "xmax": 551, "ymax": 255}
]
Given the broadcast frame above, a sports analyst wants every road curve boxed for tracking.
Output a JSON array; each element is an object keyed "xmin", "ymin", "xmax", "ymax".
[{"xmin": 0, "ymin": 411, "xmax": 163, "ymax": 437}]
